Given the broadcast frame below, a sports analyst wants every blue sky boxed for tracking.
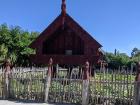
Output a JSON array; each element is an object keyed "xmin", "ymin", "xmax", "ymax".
[{"xmin": 0, "ymin": 0, "xmax": 140, "ymax": 56}]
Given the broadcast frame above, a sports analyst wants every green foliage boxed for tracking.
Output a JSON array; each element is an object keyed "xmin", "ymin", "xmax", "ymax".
[
  {"xmin": 130, "ymin": 48, "xmax": 140, "ymax": 63},
  {"xmin": 105, "ymin": 48, "xmax": 140, "ymax": 68},
  {"xmin": 0, "ymin": 44, "xmax": 8, "ymax": 63},
  {"xmin": 105, "ymin": 52, "xmax": 130, "ymax": 68},
  {"xmin": 131, "ymin": 47, "xmax": 140, "ymax": 57},
  {"xmin": 0, "ymin": 23, "xmax": 38, "ymax": 66}
]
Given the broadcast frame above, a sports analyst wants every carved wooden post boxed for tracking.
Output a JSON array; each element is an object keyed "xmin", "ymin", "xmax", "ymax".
[
  {"xmin": 3, "ymin": 59, "xmax": 11, "ymax": 99},
  {"xmin": 45, "ymin": 58, "xmax": 53, "ymax": 103},
  {"xmin": 82, "ymin": 61, "xmax": 90, "ymax": 105},
  {"xmin": 133, "ymin": 62, "xmax": 140, "ymax": 105}
]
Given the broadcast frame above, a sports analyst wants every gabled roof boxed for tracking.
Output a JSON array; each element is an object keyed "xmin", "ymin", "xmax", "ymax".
[{"xmin": 30, "ymin": 14, "xmax": 102, "ymax": 49}]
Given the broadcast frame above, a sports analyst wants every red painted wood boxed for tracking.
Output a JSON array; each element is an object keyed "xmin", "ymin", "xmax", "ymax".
[{"xmin": 29, "ymin": 13, "xmax": 103, "ymax": 65}]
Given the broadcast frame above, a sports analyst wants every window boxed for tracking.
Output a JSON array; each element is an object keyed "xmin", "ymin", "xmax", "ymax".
[{"xmin": 65, "ymin": 50, "xmax": 72, "ymax": 55}]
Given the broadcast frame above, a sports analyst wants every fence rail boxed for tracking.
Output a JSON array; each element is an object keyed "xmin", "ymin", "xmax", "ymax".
[{"xmin": 0, "ymin": 62, "xmax": 140, "ymax": 105}]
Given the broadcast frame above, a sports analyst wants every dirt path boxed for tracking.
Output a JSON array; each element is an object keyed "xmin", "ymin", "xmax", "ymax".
[
  {"xmin": 0, "ymin": 100, "xmax": 76, "ymax": 105},
  {"xmin": 0, "ymin": 100, "xmax": 47, "ymax": 105}
]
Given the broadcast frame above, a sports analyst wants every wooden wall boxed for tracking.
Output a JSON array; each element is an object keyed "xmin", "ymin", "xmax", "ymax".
[{"xmin": 42, "ymin": 25, "xmax": 84, "ymax": 55}]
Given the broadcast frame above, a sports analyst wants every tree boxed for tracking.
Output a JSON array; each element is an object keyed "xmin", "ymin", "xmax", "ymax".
[
  {"xmin": 0, "ymin": 23, "xmax": 38, "ymax": 66},
  {"xmin": 105, "ymin": 52, "xmax": 130, "ymax": 69},
  {"xmin": 0, "ymin": 44, "xmax": 8, "ymax": 63},
  {"xmin": 131, "ymin": 47, "xmax": 140, "ymax": 57}
]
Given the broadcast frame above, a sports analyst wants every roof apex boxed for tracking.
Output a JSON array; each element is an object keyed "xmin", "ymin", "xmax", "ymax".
[{"xmin": 30, "ymin": 14, "xmax": 102, "ymax": 48}]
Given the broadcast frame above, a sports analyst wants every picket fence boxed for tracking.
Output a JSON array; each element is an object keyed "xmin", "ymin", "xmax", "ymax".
[{"xmin": 0, "ymin": 63, "xmax": 140, "ymax": 105}]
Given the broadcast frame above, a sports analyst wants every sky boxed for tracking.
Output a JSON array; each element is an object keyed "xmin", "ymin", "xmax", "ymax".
[{"xmin": 0, "ymin": 0, "xmax": 140, "ymax": 56}]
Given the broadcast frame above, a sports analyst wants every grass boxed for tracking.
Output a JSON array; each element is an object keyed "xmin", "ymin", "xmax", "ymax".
[{"xmin": 92, "ymin": 72, "xmax": 135, "ymax": 95}]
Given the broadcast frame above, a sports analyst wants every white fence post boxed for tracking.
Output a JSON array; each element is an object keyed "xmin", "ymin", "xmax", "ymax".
[
  {"xmin": 45, "ymin": 58, "xmax": 53, "ymax": 103},
  {"xmin": 133, "ymin": 62, "xmax": 140, "ymax": 105},
  {"xmin": 82, "ymin": 61, "xmax": 90, "ymax": 105}
]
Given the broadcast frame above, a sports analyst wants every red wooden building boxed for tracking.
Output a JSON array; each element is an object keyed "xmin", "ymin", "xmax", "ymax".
[{"xmin": 29, "ymin": 0, "xmax": 103, "ymax": 65}]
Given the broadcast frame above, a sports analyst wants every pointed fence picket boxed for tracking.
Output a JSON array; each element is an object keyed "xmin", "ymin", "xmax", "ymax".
[{"xmin": 0, "ymin": 64, "xmax": 138, "ymax": 105}]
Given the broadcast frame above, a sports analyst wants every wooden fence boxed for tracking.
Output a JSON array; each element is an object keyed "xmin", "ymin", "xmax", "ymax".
[{"xmin": 0, "ymin": 61, "xmax": 140, "ymax": 105}]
